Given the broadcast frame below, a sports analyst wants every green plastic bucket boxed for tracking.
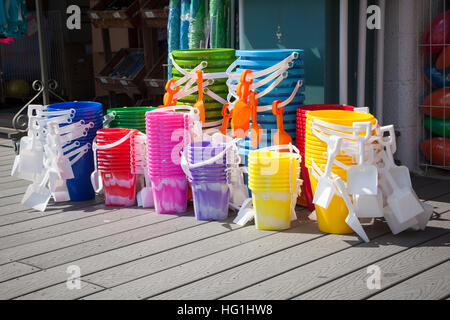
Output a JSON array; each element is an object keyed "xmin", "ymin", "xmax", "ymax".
[{"xmin": 171, "ymin": 48, "xmax": 235, "ymax": 61}]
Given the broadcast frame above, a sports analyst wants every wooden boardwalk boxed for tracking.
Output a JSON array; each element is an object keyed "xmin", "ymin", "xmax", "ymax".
[{"xmin": 0, "ymin": 137, "xmax": 449, "ymax": 300}]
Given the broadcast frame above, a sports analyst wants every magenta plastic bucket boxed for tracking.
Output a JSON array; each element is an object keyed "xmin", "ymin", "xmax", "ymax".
[
  {"xmin": 191, "ymin": 181, "xmax": 230, "ymax": 221},
  {"xmin": 151, "ymin": 175, "xmax": 188, "ymax": 214}
]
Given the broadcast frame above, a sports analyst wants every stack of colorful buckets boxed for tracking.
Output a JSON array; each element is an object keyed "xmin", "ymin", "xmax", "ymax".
[
  {"xmin": 248, "ymin": 148, "xmax": 301, "ymax": 230},
  {"xmin": 171, "ymin": 49, "xmax": 235, "ymax": 124},
  {"xmin": 95, "ymin": 128, "xmax": 138, "ymax": 207},
  {"xmin": 106, "ymin": 107, "xmax": 156, "ymax": 133},
  {"xmin": 186, "ymin": 142, "xmax": 230, "ymax": 221},
  {"xmin": 296, "ymin": 105, "xmax": 355, "ymax": 211},
  {"xmin": 303, "ymin": 110, "xmax": 377, "ymax": 234},
  {"xmin": 146, "ymin": 111, "xmax": 189, "ymax": 214},
  {"xmin": 46, "ymin": 101, "xmax": 103, "ymax": 201},
  {"xmin": 235, "ymin": 49, "xmax": 306, "ymax": 166}
]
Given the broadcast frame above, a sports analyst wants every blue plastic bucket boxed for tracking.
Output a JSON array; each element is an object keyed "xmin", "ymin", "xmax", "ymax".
[
  {"xmin": 237, "ymin": 58, "xmax": 304, "ymax": 68},
  {"xmin": 236, "ymin": 49, "xmax": 304, "ymax": 60},
  {"xmin": 65, "ymin": 148, "xmax": 96, "ymax": 201}
]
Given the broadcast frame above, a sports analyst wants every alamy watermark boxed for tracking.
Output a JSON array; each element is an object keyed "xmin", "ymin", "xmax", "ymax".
[
  {"xmin": 66, "ymin": 265, "xmax": 82, "ymax": 290},
  {"xmin": 66, "ymin": 5, "xmax": 81, "ymax": 30},
  {"xmin": 366, "ymin": 265, "xmax": 382, "ymax": 290}
]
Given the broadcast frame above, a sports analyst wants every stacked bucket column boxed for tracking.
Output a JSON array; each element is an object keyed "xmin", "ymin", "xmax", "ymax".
[
  {"xmin": 171, "ymin": 49, "xmax": 235, "ymax": 125},
  {"xmin": 248, "ymin": 149, "xmax": 301, "ymax": 230},
  {"xmin": 296, "ymin": 105, "xmax": 355, "ymax": 211},
  {"xmin": 46, "ymin": 102, "xmax": 103, "ymax": 201},
  {"xmin": 146, "ymin": 111, "xmax": 189, "ymax": 214},
  {"xmin": 96, "ymin": 128, "xmax": 139, "ymax": 207},
  {"xmin": 234, "ymin": 49, "xmax": 305, "ymax": 166},
  {"xmin": 107, "ymin": 107, "xmax": 156, "ymax": 133},
  {"xmin": 304, "ymin": 110, "xmax": 377, "ymax": 234},
  {"xmin": 186, "ymin": 142, "xmax": 230, "ymax": 221}
]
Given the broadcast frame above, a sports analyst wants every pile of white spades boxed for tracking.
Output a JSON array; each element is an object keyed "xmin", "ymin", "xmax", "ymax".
[{"xmin": 11, "ymin": 105, "xmax": 94, "ymax": 211}]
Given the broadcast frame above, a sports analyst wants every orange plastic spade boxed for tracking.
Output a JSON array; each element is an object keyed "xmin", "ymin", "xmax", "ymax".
[
  {"xmin": 272, "ymin": 100, "xmax": 292, "ymax": 147},
  {"xmin": 249, "ymin": 91, "xmax": 262, "ymax": 148},
  {"xmin": 160, "ymin": 79, "xmax": 179, "ymax": 108},
  {"xmin": 231, "ymin": 70, "xmax": 253, "ymax": 138},
  {"xmin": 221, "ymin": 103, "xmax": 233, "ymax": 136},
  {"xmin": 194, "ymin": 70, "xmax": 206, "ymax": 123}
]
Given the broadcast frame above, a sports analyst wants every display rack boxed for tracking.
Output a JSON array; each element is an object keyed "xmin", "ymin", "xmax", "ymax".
[{"xmin": 88, "ymin": 0, "xmax": 169, "ymax": 108}]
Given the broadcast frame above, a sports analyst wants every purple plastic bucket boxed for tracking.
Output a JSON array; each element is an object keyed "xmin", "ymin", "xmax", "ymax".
[{"xmin": 191, "ymin": 181, "xmax": 230, "ymax": 221}]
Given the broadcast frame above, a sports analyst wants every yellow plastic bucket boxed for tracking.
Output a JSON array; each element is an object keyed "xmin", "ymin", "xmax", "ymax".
[
  {"xmin": 304, "ymin": 110, "xmax": 376, "ymax": 234},
  {"xmin": 251, "ymin": 189, "xmax": 292, "ymax": 230},
  {"xmin": 308, "ymin": 171, "xmax": 354, "ymax": 234},
  {"xmin": 249, "ymin": 149, "xmax": 301, "ymax": 230}
]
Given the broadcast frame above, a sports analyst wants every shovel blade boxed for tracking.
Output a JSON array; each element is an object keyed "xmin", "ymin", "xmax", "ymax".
[
  {"xmin": 22, "ymin": 184, "xmax": 52, "ymax": 212},
  {"xmin": 18, "ymin": 149, "xmax": 44, "ymax": 174},
  {"xmin": 387, "ymin": 188, "xmax": 424, "ymax": 224},
  {"xmin": 354, "ymin": 193, "xmax": 384, "ymax": 218},
  {"xmin": 384, "ymin": 206, "xmax": 419, "ymax": 235},
  {"xmin": 345, "ymin": 214, "xmax": 370, "ymax": 243},
  {"xmin": 347, "ymin": 164, "xmax": 378, "ymax": 195},
  {"xmin": 140, "ymin": 187, "xmax": 154, "ymax": 208},
  {"xmin": 233, "ymin": 208, "xmax": 255, "ymax": 226},
  {"xmin": 313, "ymin": 178, "xmax": 335, "ymax": 209},
  {"xmin": 57, "ymin": 157, "xmax": 74, "ymax": 180},
  {"xmin": 390, "ymin": 165, "xmax": 412, "ymax": 189},
  {"xmin": 411, "ymin": 202, "xmax": 434, "ymax": 231}
]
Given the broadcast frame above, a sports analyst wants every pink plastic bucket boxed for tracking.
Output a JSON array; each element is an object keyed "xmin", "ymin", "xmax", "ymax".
[{"xmin": 151, "ymin": 175, "xmax": 188, "ymax": 214}]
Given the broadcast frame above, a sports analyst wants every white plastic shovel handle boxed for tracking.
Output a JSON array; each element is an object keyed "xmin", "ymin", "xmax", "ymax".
[
  {"xmin": 151, "ymin": 105, "xmax": 200, "ymax": 122},
  {"xmin": 334, "ymin": 177, "xmax": 370, "ymax": 243}
]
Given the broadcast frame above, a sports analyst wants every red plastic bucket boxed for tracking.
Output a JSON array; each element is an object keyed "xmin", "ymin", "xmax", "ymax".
[{"xmin": 101, "ymin": 171, "xmax": 137, "ymax": 207}]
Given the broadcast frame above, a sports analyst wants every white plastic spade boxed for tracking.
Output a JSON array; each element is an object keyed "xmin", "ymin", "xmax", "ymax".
[
  {"xmin": 313, "ymin": 136, "xmax": 343, "ymax": 209},
  {"xmin": 48, "ymin": 171, "xmax": 70, "ymax": 202},
  {"xmin": 290, "ymin": 179, "xmax": 303, "ymax": 221},
  {"xmin": 21, "ymin": 172, "xmax": 52, "ymax": 212},
  {"xmin": 229, "ymin": 166, "xmax": 249, "ymax": 209},
  {"xmin": 55, "ymin": 144, "xmax": 90, "ymax": 180},
  {"xmin": 411, "ymin": 202, "xmax": 434, "ymax": 231},
  {"xmin": 384, "ymin": 206, "xmax": 419, "ymax": 235},
  {"xmin": 380, "ymin": 151, "xmax": 423, "ymax": 224},
  {"xmin": 379, "ymin": 125, "xmax": 412, "ymax": 190},
  {"xmin": 353, "ymin": 187, "xmax": 384, "ymax": 218},
  {"xmin": 136, "ymin": 172, "xmax": 154, "ymax": 208},
  {"xmin": 233, "ymin": 198, "xmax": 255, "ymax": 226},
  {"xmin": 347, "ymin": 122, "xmax": 378, "ymax": 196},
  {"xmin": 333, "ymin": 176, "xmax": 370, "ymax": 243},
  {"xmin": 309, "ymin": 164, "xmax": 370, "ymax": 242},
  {"xmin": 17, "ymin": 132, "xmax": 44, "ymax": 176}
]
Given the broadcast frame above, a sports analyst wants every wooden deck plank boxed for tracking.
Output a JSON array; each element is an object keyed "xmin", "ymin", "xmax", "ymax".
[
  {"xmin": 0, "ymin": 198, "xmax": 104, "ymax": 226},
  {"xmin": 216, "ymin": 213, "xmax": 450, "ymax": 300},
  {"xmin": 414, "ymin": 180, "xmax": 450, "ymax": 201},
  {"xmin": 0, "ymin": 202, "xmax": 129, "ymax": 237},
  {"xmin": 0, "ymin": 179, "xmax": 33, "ymax": 189},
  {"xmin": 14, "ymin": 281, "xmax": 104, "ymax": 300},
  {"xmin": 295, "ymin": 232, "xmax": 450, "ymax": 300},
  {"xmin": 368, "ymin": 260, "xmax": 450, "ymax": 300},
  {"xmin": 0, "ymin": 211, "xmax": 191, "ymax": 266},
  {"xmin": 0, "ymin": 185, "xmax": 29, "ymax": 199},
  {"xmin": 427, "ymin": 193, "xmax": 450, "ymax": 214},
  {"xmin": 0, "ymin": 193, "xmax": 103, "ymax": 217},
  {"xmin": 81, "ymin": 217, "xmax": 293, "ymax": 288},
  {"xmin": 0, "ymin": 262, "xmax": 40, "ymax": 283},
  {"xmin": 0, "ymin": 214, "xmax": 226, "ymax": 299},
  {"xmin": 82, "ymin": 223, "xmax": 341, "ymax": 300},
  {"xmin": 152, "ymin": 220, "xmax": 391, "ymax": 300},
  {"xmin": 0, "ymin": 175, "xmax": 31, "ymax": 184},
  {"xmin": 0, "ymin": 205, "xmax": 145, "ymax": 250},
  {"xmin": 20, "ymin": 212, "xmax": 220, "ymax": 270}
]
